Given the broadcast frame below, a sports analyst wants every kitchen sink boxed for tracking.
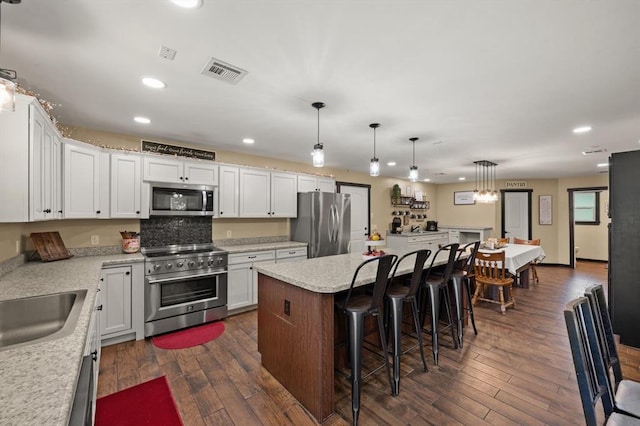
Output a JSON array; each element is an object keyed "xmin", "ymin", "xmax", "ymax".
[{"xmin": 0, "ymin": 289, "xmax": 87, "ymax": 351}]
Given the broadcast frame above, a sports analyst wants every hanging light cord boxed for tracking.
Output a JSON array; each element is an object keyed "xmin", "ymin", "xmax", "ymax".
[
  {"xmin": 373, "ymin": 126, "xmax": 376, "ymax": 158},
  {"xmin": 316, "ymin": 106, "xmax": 320, "ymax": 145},
  {"xmin": 412, "ymin": 139, "xmax": 415, "ymax": 167}
]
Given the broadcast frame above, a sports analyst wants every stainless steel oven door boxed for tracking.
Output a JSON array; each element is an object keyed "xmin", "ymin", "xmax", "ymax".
[{"xmin": 145, "ymin": 270, "xmax": 227, "ymax": 322}]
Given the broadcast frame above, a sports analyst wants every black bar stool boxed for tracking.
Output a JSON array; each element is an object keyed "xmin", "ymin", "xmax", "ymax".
[
  {"xmin": 386, "ymin": 249, "xmax": 431, "ymax": 395},
  {"xmin": 419, "ymin": 243, "xmax": 460, "ymax": 366},
  {"xmin": 336, "ymin": 254, "xmax": 397, "ymax": 426},
  {"xmin": 449, "ymin": 241, "xmax": 481, "ymax": 347}
]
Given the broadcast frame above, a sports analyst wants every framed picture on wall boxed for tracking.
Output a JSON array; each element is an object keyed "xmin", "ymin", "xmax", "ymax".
[{"xmin": 454, "ymin": 191, "xmax": 475, "ymax": 205}]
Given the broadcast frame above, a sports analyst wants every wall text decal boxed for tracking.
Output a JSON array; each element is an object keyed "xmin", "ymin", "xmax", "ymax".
[{"xmin": 141, "ymin": 140, "xmax": 216, "ymax": 161}]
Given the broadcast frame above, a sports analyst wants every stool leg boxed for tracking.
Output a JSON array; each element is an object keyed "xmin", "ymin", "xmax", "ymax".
[
  {"xmin": 450, "ymin": 275, "xmax": 464, "ymax": 348},
  {"xmin": 376, "ymin": 312, "xmax": 394, "ymax": 397},
  {"xmin": 427, "ymin": 284, "xmax": 440, "ymax": 365},
  {"xmin": 388, "ymin": 297, "xmax": 403, "ymax": 396},
  {"xmin": 441, "ymin": 285, "xmax": 458, "ymax": 350},
  {"xmin": 409, "ymin": 297, "xmax": 428, "ymax": 372},
  {"xmin": 464, "ymin": 277, "xmax": 478, "ymax": 335},
  {"xmin": 347, "ymin": 311, "xmax": 365, "ymax": 425}
]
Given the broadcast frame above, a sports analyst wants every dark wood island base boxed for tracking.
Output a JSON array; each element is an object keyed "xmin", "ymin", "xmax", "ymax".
[{"xmin": 257, "ymin": 274, "xmax": 335, "ymax": 422}]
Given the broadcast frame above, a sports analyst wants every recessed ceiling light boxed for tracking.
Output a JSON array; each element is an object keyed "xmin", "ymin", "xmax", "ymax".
[
  {"xmin": 170, "ymin": 0, "xmax": 203, "ymax": 8},
  {"xmin": 134, "ymin": 116, "xmax": 151, "ymax": 124},
  {"xmin": 458, "ymin": 177, "xmax": 466, "ymax": 181},
  {"xmin": 597, "ymin": 163, "xmax": 609, "ymax": 168},
  {"xmin": 573, "ymin": 126, "xmax": 592, "ymax": 134},
  {"xmin": 423, "ymin": 178, "xmax": 430, "ymax": 182},
  {"xmin": 242, "ymin": 138, "xmax": 255, "ymax": 144},
  {"xmin": 142, "ymin": 77, "xmax": 166, "ymax": 89},
  {"xmin": 387, "ymin": 162, "xmax": 396, "ymax": 166}
]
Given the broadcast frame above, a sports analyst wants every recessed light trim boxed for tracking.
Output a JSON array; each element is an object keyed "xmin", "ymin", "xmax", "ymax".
[
  {"xmin": 597, "ymin": 163, "xmax": 608, "ymax": 168},
  {"xmin": 142, "ymin": 77, "xmax": 166, "ymax": 89},
  {"xmin": 242, "ymin": 138, "xmax": 255, "ymax": 144},
  {"xmin": 387, "ymin": 162, "xmax": 396, "ymax": 167},
  {"xmin": 573, "ymin": 125, "xmax": 592, "ymax": 134},
  {"xmin": 423, "ymin": 178, "xmax": 431, "ymax": 182},
  {"xmin": 170, "ymin": 0, "xmax": 203, "ymax": 8},
  {"xmin": 134, "ymin": 116, "xmax": 151, "ymax": 124},
  {"xmin": 458, "ymin": 177, "xmax": 466, "ymax": 181}
]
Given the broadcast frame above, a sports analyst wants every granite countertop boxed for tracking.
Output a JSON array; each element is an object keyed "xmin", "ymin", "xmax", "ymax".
[
  {"xmin": 255, "ymin": 249, "xmax": 455, "ymax": 294},
  {"xmin": 0, "ymin": 253, "xmax": 143, "ymax": 426},
  {"xmin": 218, "ymin": 241, "xmax": 307, "ymax": 254},
  {"xmin": 438, "ymin": 225, "xmax": 493, "ymax": 230}
]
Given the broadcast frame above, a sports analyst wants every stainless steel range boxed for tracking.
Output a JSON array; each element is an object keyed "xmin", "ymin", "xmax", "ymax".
[{"xmin": 141, "ymin": 243, "xmax": 228, "ymax": 337}]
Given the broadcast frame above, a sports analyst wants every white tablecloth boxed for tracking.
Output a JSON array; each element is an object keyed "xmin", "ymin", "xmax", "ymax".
[{"xmin": 479, "ymin": 244, "xmax": 545, "ymax": 275}]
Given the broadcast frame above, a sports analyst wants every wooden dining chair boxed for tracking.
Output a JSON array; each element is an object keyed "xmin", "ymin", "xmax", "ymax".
[
  {"xmin": 472, "ymin": 250, "xmax": 515, "ymax": 315},
  {"xmin": 513, "ymin": 237, "xmax": 542, "ymax": 284}
]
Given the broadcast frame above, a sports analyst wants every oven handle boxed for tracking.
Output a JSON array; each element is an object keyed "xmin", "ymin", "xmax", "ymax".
[{"xmin": 147, "ymin": 270, "xmax": 227, "ymax": 285}]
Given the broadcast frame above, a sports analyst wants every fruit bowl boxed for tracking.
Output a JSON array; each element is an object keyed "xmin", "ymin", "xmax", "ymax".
[{"xmin": 362, "ymin": 249, "xmax": 386, "ymax": 260}]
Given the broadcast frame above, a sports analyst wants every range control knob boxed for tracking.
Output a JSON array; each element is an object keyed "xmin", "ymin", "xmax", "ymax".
[
  {"xmin": 177, "ymin": 261, "xmax": 184, "ymax": 268},
  {"xmin": 188, "ymin": 260, "xmax": 195, "ymax": 267},
  {"xmin": 153, "ymin": 264, "xmax": 162, "ymax": 271},
  {"xmin": 207, "ymin": 258, "xmax": 214, "ymax": 266},
  {"xmin": 198, "ymin": 259, "xmax": 205, "ymax": 267},
  {"xmin": 166, "ymin": 263, "xmax": 173, "ymax": 270}
]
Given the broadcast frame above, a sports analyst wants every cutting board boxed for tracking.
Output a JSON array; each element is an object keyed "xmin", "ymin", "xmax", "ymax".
[{"xmin": 29, "ymin": 232, "xmax": 73, "ymax": 262}]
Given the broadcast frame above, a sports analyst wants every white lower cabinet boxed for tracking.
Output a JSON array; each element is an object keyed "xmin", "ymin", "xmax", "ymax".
[
  {"xmin": 227, "ymin": 250, "xmax": 275, "ymax": 312},
  {"xmin": 386, "ymin": 232, "xmax": 450, "ymax": 253},
  {"xmin": 275, "ymin": 247, "xmax": 308, "ymax": 263},
  {"xmin": 100, "ymin": 262, "xmax": 144, "ymax": 346}
]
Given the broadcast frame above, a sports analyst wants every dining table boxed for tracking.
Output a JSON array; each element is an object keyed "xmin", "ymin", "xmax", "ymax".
[{"xmin": 478, "ymin": 243, "xmax": 546, "ymax": 288}]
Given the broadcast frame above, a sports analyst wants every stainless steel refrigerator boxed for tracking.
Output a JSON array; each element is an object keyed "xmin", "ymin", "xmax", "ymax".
[{"xmin": 290, "ymin": 192, "xmax": 351, "ymax": 258}]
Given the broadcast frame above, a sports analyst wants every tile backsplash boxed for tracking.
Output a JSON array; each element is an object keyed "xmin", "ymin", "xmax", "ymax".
[{"xmin": 140, "ymin": 217, "xmax": 212, "ymax": 248}]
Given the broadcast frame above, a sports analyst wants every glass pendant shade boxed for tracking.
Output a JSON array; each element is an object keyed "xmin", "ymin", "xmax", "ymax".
[
  {"xmin": 311, "ymin": 102, "xmax": 325, "ymax": 168},
  {"xmin": 312, "ymin": 143, "xmax": 324, "ymax": 167},
  {"xmin": 473, "ymin": 160, "xmax": 498, "ymax": 203},
  {"xmin": 409, "ymin": 166, "xmax": 419, "ymax": 182},
  {"xmin": 370, "ymin": 158, "xmax": 380, "ymax": 176},
  {"xmin": 0, "ymin": 77, "xmax": 16, "ymax": 112},
  {"xmin": 408, "ymin": 137, "xmax": 419, "ymax": 182},
  {"xmin": 369, "ymin": 123, "xmax": 380, "ymax": 177}
]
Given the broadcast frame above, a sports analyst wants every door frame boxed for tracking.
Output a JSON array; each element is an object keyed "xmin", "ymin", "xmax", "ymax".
[
  {"xmin": 500, "ymin": 189, "xmax": 533, "ymax": 240},
  {"xmin": 567, "ymin": 186, "xmax": 607, "ymax": 268},
  {"xmin": 336, "ymin": 181, "xmax": 371, "ymax": 236}
]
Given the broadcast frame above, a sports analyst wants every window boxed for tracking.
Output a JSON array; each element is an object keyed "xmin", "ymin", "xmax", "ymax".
[{"xmin": 574, "ymin": 191, "xmax": 600, "ymax": 225}]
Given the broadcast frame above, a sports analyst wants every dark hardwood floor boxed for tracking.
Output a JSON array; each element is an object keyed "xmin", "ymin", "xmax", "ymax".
[{"xmin": 98, "ymin": 261, "xmax": 640, "ymax": 425}]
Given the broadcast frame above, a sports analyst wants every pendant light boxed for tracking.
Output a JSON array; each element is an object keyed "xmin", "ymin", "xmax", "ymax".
[
  {"xmin": 0, "ymin": 0, "xmax": 21, "ymax": 112},
  {"xmin": 311, "ymin": 102, "xmax": 325, "ymax": 167},
  {"xmin": 409, "ymin": 137, "xmax": 419, "ymax": 182},
  {"xmin": 473, "ymin": 160, "xmax": 499, "ymax": 203},
  {"xmin": 369, "ymin": 123, "xmax": 380, "ymax": 176}
]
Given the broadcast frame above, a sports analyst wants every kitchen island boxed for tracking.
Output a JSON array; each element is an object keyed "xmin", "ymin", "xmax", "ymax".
[{"xmin": 255, "ymin": 249, "xmax": 455, "ymax": 422}]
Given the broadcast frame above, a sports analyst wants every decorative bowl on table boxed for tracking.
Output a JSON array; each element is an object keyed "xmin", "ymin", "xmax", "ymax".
[{"xmin": 362, "ymin": 249, "xmax": 386, "ymax": 260}]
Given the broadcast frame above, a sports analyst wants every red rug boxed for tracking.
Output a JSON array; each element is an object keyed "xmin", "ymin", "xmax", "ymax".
[
  {"xmin": 152, "ymin": 321, "xmax": 225, "ymax": 350},
  {"xmin": 96, "ymin": 376, "xmax": 182, "ymax": 426}
]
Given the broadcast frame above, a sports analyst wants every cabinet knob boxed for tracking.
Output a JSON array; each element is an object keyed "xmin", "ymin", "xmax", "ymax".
[
  {"xmin": 125, "ymin": 271, "xmax": 130, "ymax": 275},
  {"xmin": 97, "ymin": 304, "xmax": 103, "ymax": 311},
  {"xmin": 44, "ymin": 209, "xmax": 51, "ymax": 213},
  {"xmin": 58, "ymin": 210, "xmax": 63, "ymax": 213},
  {"xmin": 91, "ymin": 350, "xmax": 98, "ymax": 361},
  {"xmin": 136, "ymin": 211, "xmax": 140, "ymax": 214},
  {"xmin": 185, "ymin": 176, "xmax": 189, "ymax": 181},
  {"xmin": 220, "ymin": 211, "xmax": 223, "ymax": 215},
  {"xmin": 96, "ymin": 210, "xmax": 101, "ymax": 214},
  {"xmin": 180, "ymin": 176, "xmax": 184, "ymax": 180}
]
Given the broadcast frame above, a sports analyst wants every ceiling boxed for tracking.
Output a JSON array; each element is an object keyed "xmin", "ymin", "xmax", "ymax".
[{"xmin": 2, "ymin": 0, "xmax": 639, "ymax": 183}]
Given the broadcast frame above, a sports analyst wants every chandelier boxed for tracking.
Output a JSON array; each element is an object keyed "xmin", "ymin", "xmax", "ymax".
[
  {"xmin": 409, "ymin": 137, "xmax": 419, "ymax": 182},
  {"xmin": 473, "ymin": 160, "xmax": 498, "ymax": 203}
]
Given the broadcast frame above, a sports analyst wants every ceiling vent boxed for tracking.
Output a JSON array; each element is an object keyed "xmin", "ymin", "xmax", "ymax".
[
  {"xmin": 201, "ymin": 57, "xmax": 247, "ymax": 84},
  {"xmin": 581, "ymin": 148, "xmax": 607, "ymax": 155}
]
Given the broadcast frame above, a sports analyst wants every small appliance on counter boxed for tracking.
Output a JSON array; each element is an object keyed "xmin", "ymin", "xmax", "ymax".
[
  {"xmin": 426, "ymin": 221, "xmax": 438, "ymax": 231},
  {"xmin": 391, "ymin": 217, "xmax": 403, "ymax": 234}
]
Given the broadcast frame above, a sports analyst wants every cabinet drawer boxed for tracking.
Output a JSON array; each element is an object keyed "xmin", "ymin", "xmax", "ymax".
[
  {"xmin": 276, "ymin": 247, "xmax": 307, "ymax": 260},
  {"xmin": 229, "ymin": 250, "xmax": 275, "ymax": 265}
]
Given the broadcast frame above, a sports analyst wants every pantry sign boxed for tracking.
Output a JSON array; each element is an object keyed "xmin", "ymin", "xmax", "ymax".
[
  {"xmin": 505, "ymin": 181, "xmax": 528, "ymax": 189},
  {"xmin": 141, "ymin": 140, "xmax": 216, "ymax": 161}
]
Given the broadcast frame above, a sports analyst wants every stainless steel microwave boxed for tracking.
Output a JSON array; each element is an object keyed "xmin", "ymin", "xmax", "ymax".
[{"xmin": 149, "ymin": 183, "xmax": 216, "ymax": 216}]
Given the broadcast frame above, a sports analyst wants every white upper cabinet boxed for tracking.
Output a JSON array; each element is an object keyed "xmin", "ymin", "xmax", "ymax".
[
  {"xmin": 218, "ymin": 165, "xmax": 239, "ymax": 218},
  {"xmin": 142, "ymin": 155, "xmax": 218, "ymax": 185},
  {"xmin": 110, "ymin": 153, "xmax": 142, "ymax": 218},
  {"xmin": 270, "ymin": 172, "xmax": 298, "ymax": 217},
  {"xmin": 0, "ymin": 94, "xmax": 62, "ymax": 222},
  {"xmin": 239, "ymin": 168, "xmax": 271, "ymax": 217},
  {"xmin": 239, "ymin": 168, "xmax": 298, "ymax": 218},
  {"xmin": 63, "ymin": 140, "xmax": 107, "ymax": 219},
  {"xmin": 297, "ymin": 173, "xmax": 335, "ymax": 193}
]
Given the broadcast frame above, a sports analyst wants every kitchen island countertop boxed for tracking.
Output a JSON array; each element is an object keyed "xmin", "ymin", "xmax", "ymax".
[{"xmin": 0, "ymin": 253, "xmax": 143, "ymax": 426}]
